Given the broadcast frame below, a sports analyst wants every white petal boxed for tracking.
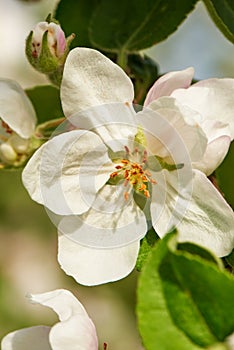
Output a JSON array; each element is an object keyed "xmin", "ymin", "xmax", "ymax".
[
  {"xmin": 150, "ymin": 166, "xmax": 193, "ymax": 234},
  {"xmin": 68, "ymin": 102, "xmax": 137, "ymax": 152},
  {"xmin": 61, "ymin": 48, "xmax": 134, "ymax": 117},
  {"xmin": 193, "ymin": 135, "xmax": 231, "ymax": 175},
  {"xmin": 49, "ymin": 315, "xmax": 98, "ymax": 350},
  {"xmin": 58, "ymin": 184, "xmax": 147, "ymax": 249},
  {"xmin": 22, "ymin": 130, "xmax": 113, "ymax": 215},
  {"xmin": 193, "ymin": 119, "xmax": 231, "ymax": 175},
  {"xmin": 1, "ymin": 326, "xmax": 51, "ymax": 350},
  {"xmin": 172, "ymin": 78, "xmax": 234, "ymax": 139},
  {"xmin": 201, "ymin": 119, "xmax": 231, "ymax": 142},
  {"xmin": 29, "ymin": 289, "xmax": 89, "ymax": 322},
  {"xmin": 0, "ymin": 79, "xmax": 36, "ymax": 138},
  {"xmin": 226, "ymin": 332, "xmax": 234, "ymax": 350},
  {"xmin": 58, "ymin": 233, "xmax": 140, "ymax": 286},
  {"xmin": 29, "ymin": 290, "xmax": 98, "ymax": 350},
  {"xmin": 142, "ymin": 97, "xmax": 207, "ymax": 162},
  {"xmin": 144, "ymin": 67, "xmax": 194, "ymax": 106},
  {"xmin": 152, "ymin": 169, "xmax": 234, "ymax": 257}
]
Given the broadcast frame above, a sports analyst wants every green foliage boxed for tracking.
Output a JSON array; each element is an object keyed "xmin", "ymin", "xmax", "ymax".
[
  {"xmin": 137, "ymin": 231, "xmax": 234, "ymax": 350},
  {"xmin": 55, "ymin": 0, "xmax": 101, "ymax": 48},
  {"xmin": 26, "ymin": 86, "xmax": 64, "ymax": 125},
  {"xmin": 203, "ymin": 0, "xmax": 234, "ymax": 43},
  {"xmin": 225, "ymin": 249, "xmax": 234, "ymax": 269},
  {"xmin": 136, "ymin": 227, "xmax": 159, "ymax": 271},
  {"xmin": 90, "ymin": 0, "xmax": 198, "ymax": 53},
  {"xmin": 55, "ymin": 0, "xmax": 198, "ymax": 55},
  {"xmin": 128, "ymin": 54, "xmax": 158, "ymax": 104}
]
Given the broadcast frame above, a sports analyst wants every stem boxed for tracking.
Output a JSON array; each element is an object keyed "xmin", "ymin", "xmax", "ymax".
[
  {"xmin": 117, "ymin": 49, "xmax": 128, "ymax": 70},
  {"xmin": 35, "ymin": 117, "xmax": 66, "ymax": 138},
  {"xmin": 48, "ymin": 67, "xmax": 63, "ymax": 87}
]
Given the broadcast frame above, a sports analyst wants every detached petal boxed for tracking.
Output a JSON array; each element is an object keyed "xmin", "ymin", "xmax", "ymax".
[
  {"xmin": 58, "ymin": 233, "xmax": 140, "ymax": 286},
  {"xmin": 152, "ymin": 169, "xmax": 234, "ymax": 257},
  {"xmin": 0, "ymin": 79, "xmax": 36, "ymax": 138},
  {"xmin": 144, "ymin": 67, "xmax": 194, "ymax": 106},
  {"xmin": 30, "ymin": 290, "xmax": 98, "ymax": 350},
  {"xmin": 61, "ymin": 48, "xmax": 134, "ymax": 117},
  {"xmin": 172, "ymin": 78, "xmax": 234, "ymax": 139},
  {"xmin": 49, "ymin": 315, "xmax": 98, "ymax": 350},
  {"xmin": 1, "ymin": 326, "xmax": 51, "ymax": 350},
  {"xmin": 142, "ymin": 97, "xmax": 207, "ymax": 162},
  {"xmin": 22, "ymin": 130, "xmax": 114, "ymax": 215},
  {"xmin": 58, "ymin": 184, "xmax": 147, "ymax": 249},
  {"xmin": 29, "ymin": 289, "xmax": 88, "ymax": 321}
]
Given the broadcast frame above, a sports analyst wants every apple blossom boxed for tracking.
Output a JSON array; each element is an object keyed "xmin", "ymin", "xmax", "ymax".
[
  {"xmin": 0, "ymin": 79, "xmax": 37, "ymax": 166},
  {"xmin": 144, "ymin": 67, "xmax": 234, "ymax": 175},
  {"xmin": 22, "ymin": 48, "xmax": 234, "ymax": 285},
  {"xmin": 1, "ymin": 289, "xmax": 98, "ymax": 350}
]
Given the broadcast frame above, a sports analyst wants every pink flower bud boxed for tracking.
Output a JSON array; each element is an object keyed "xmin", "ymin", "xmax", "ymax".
[{"xmin": 31, "ymin": 21, "xmax": 66, "ymax": 58}]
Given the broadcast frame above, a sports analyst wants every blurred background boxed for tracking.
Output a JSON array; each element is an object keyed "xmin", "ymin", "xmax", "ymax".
[{"xmin": 0, "ymin": 0, "xmax": 233, "ymax": 349}]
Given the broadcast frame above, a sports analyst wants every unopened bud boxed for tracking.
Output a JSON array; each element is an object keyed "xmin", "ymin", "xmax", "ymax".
[
  {"xmin": 9, "ymin": 134, "xmax": 29, "ymax": 154},
  {"xmin": 0, "ymin": 143, "xmax": 17, "ymax": 163},
  {"xmin": 31, "ymin": 21, "xmax": 66, "ymax": 59},
  {"xmin": 25, "ymin": 16, "xmax": 75, "ymax": 83}
]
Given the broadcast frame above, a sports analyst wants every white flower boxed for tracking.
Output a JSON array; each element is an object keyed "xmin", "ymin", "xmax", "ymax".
[
  {"xmin": 22, "ymin": 48, "xmax": 234, "ymax": 285},
  {"xmin": 1, "ymin": 289, "xmax": 98, "ymax": 350},
  {"xmin": 0, "ymin": 79, "xmax": 36, "ymax": 165},
  {"xmin": 144, "ymin": 67, "xmax": 234, "ymax": 175}
]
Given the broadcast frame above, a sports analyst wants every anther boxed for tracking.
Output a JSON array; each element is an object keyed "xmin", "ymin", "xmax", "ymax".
[
  {"xmin": 124, "ymin": 192, "xmax": 129, "ymax": 201},
  {"xmin": 124, "ymin": 146, "xmax": 130, "ymax": 154},
  {"xmin": 144, "ymin": 190, "xmax": 150, "ymax": 198},
  {"xmin": 150, "ymin": 179, "xmax": 157, "ymax": 184}
]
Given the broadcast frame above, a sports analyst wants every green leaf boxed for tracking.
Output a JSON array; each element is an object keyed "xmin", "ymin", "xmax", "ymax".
[
  {"xmin": 137, "ymin": 231, "xmax": 234, "ymax": 349},
  {"xmin": 90, "ymin": 0, "xmax": 198, "ymax": 53},
  {"xmin": 147, "ymin": 155, "xmax": 184, "ymax": 172},
  {"xmin": 203, "ymin": 0, "xmax": 234, "ymax": 43},
  {"xmin": 136, "ymin": 227, "xmax": 159, "ymax": 271},
  {"xmin": 177, "ymin": 242, "xmax": 222, "ymax": 267},
  {"xmin": 225, "ymin": 249, "xmax": 234, "ymax": 269},
  {"xmin": 216, "ymin": 141, "xmax": 234, "ymax": 209},
  {"xmin": 26, "ymin": 86, "xmax": 64, "ymax": 124},
  {"xmin": 128, "ymin": 53, "xmax": 158, "ymax": 104},
  {"xmin": 54, "ymin": 0, "xmax": 101, "ymax": 48}
]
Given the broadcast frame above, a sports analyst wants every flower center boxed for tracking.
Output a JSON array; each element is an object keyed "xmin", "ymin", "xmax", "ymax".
[{"xmin": 110, "ymin": 147, "xmax": 156, "ymax": 200}]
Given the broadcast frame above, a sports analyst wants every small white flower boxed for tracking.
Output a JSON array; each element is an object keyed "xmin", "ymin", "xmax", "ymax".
[
  {"xmin": 0, "ymin": 79, "xmax": 36, "ymax": 165},
  {"xmin": 1, "ymin": 289, "xmax": 98, "ymax": 350},
  {"xmin": 22, "ymin": 48, "xmax": 234, "ymax": 285}
]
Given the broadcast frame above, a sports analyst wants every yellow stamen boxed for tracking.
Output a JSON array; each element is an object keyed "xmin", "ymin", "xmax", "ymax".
[{"xmin": 109, "ymin": 148, "xmax": 157, "ymax": 199}]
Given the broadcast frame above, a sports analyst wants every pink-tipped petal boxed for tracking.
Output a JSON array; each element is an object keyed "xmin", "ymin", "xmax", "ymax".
[{"xmin": 144, "ymin": 67, "xmax": 194, "ymax": 106}]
